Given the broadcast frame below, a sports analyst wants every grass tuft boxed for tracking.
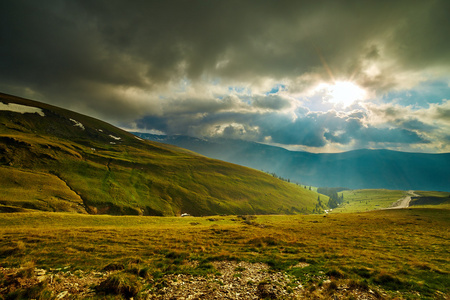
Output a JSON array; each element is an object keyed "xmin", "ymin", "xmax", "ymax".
[
  {"xmin": 372, "ymin": 272, "xmax": 404, "ymax": 291},
  {"xmin": 102, "ymin": 263, "xmax": 125, "ymax": 271},
  {"xmin": 96, "ymin": 272, "xmax": 141, "ymax": 298},
  {"xmin": 5, "ymin": 282, "xmax": 51, "ymax": 300}
]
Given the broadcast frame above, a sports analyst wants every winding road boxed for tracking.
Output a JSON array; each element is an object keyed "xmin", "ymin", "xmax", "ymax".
[{"xmin": 389, "ymin": 190, "xmax": 419, "ymax": 209}]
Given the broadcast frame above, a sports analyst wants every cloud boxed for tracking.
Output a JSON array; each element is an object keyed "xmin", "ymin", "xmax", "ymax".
[
  {"xmin": 362, "ymin": 101, "xmax": 450, "ymax": 151},
  {"xmin": 431, "ymin": 100, "xmax": 450, "ymax": 122},
  {"xmin": 2, "ymin": 1, "xmax": 449, "ymax": 94},
  {"xmin": 134, "ymin": 99, "xmax": 433, "ymax": 150},
  {"xmin": 252, "ymin": 94, "xmax": 293, "ymax": 110},
  {"xmin": 0, "ymin": 0, "xmax": 448, "ymax": 152},
  {"xmin": 355, "ymin": 127, "xmax": 428, "ymax": 144}
]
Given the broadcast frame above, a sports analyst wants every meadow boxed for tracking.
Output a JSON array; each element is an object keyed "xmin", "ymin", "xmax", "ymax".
[
  {"xmin": 0, "ymin": 208, "xmax": 448, "ymax": 299},
  {"xmin": 331, "ymin": 189, "xmax": 407, "ymax": 213},
  {"xmin": 411, "ymin": 191, "xmax": 450, "ymax": 209}
]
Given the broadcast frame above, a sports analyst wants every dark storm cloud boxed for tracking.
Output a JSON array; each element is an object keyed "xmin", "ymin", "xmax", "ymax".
[
  {"xmin": 435, "ymin": 104, "xmax": 450, "ymax": 120},
  {"xmin": 2, "ymin": 1, "xmax": 449, "ymax": 97},
  {"xmin": 252, "ymin": 95, "xmax": 292, "ymax": 110},
  {"xmin": 1, "ymin": 0, "xmax": 448, "ymax": 151},
  {"xmin": 397, "ymin": 119, "xmax": 436, "ymax": 132}
]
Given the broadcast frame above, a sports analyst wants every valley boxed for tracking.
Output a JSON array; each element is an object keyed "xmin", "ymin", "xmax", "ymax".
[
  {"xmin": 134, "ymin": 133, "xmax": 450, "ymax": 192},
  {"xmin": 0, "ymin": 92, "xmax": 449, "ymax": 299},
  {"xmin": 2, "ymin": 1, "xmax": 449, "ymax": 299}
]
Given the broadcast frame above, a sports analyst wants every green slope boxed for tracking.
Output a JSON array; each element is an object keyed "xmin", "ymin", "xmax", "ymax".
[
  {"xmin": 0, "ymin": 92, "xmax": 325, "ymax": 216},
  {"xmin": 330, "ymin": 189, "xmax": 406, "ymax": 213}
]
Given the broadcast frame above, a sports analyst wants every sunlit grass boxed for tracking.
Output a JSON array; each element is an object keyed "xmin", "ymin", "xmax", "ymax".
[
  {"xmin": 0, "ymin": 132, "xmax": 323, "ymax": 216},
  {"xmin": 0, "ymin": 93, "xmax": 325, "ymax": 216},
  {"xmin": 0, "ymin": 167, "xmax": 85, "ymax": 213},
  {"xmin": 332, "ymin": 189, "xmax": 406, "ymax": 213},
  {"xmin": 0, "ymin": 209, "xmax": 448, "ymax": 298}
]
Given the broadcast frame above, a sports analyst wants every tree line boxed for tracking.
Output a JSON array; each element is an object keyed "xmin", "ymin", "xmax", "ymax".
[{"xmin": 317, "ymin": 187, "xmax": 349, "ymax": 209}]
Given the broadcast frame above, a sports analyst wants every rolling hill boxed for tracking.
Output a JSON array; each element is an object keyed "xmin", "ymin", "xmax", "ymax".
[
  {"xmin": 133, "ymin": 134, "xmax": 450, "ymax": 192},
  {"xmin": 0, "ymin": 92, "xmax": 324, "ymax": 216}
]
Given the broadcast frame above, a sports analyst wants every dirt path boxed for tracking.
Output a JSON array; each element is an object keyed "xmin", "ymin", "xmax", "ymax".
[{"xmin": 389, "ymin": 190, "xmax": 418, "ymax": 209}]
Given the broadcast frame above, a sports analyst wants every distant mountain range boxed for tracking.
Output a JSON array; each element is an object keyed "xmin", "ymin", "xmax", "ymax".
[
  {"xmin": 133, "ymin": 133, "xmax": 450, "ymax": 192},
  {"xmin": 0, "ymin": 92, "xmax": 324, "ymax": 215}
]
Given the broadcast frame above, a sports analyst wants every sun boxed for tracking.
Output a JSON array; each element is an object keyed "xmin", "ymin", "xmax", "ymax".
[{"xmin": 318, "ymin": 81, "xmax": 366, "ymax": 107}]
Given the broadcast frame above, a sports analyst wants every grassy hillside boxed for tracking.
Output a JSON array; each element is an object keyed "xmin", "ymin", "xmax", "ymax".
[
  {"xmin": 138, "ymin": 133, "xmax": 450, "ymax": 192},
  {"xmin": 331, "ymin": 189, "xmax": 406, "ymax": 213},
  {"xmin": 0, "ymin": 209, "xmax": 448, "ymax": 299},
  {"xmin": 410, "ymin": 191, "xmax": 450, "ymax": 209},
  {"xmin": 0, "ymin": 92, "xmax": 323, "ymax": 215}
]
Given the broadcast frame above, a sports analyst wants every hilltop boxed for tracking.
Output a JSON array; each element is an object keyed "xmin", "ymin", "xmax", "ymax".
[{"xmin": 0, "ymin": 92, "xmax": 323, "ymax": 216}]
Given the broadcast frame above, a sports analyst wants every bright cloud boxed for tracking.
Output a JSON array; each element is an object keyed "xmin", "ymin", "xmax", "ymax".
[{"xmin": 0, "ymin": 0, "xmax": 449, "ymax": 153}]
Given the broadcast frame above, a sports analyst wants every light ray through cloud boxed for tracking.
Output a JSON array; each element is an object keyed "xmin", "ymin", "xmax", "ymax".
[{"xmin": 0, "ymin": 0, "xmax": 449, "ymax": 153}]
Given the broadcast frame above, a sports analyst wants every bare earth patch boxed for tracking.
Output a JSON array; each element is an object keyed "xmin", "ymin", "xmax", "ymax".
[{"xmin": 0, "ymin": 262, "xmax": 388, "ymax": 299}]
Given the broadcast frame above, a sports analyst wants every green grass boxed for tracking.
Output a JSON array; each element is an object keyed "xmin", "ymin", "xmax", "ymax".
[
  {"xmin": 410, "ymin": 191, "xmax": 450, "ymax": 209},
  {"xmin": 415, "ymin": 191, "xmax": 450, "ymax": 198},
  {"xmin": 331, "ymin": 189, "xmax": 406, "ymax": 213},
  {"xmin": 0, "ymin": 92, "xmax": 324, "ymax": 216},
  {"xmin": 0, "ymin": 167, "xmax": 85, "ymax": 213},
  {"xmin": 0, "ymin": 209, "xmax": 448, "ymax": 299}
]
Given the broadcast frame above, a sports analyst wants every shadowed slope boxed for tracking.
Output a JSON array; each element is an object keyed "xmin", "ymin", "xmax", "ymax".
[{"xmin": 136, "ymin": 134, "xmax": 450, "ymax": 191}]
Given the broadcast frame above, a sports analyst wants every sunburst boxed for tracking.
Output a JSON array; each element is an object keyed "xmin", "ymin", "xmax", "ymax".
[{"xmin": 317, "ymin": 81, "xmax": 366, "ymax": 107}]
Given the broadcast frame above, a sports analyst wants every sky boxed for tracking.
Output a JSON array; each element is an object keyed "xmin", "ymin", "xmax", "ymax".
[{"xmin": 1, "ymin": 0, "xmax": 449, "ymax": 153}]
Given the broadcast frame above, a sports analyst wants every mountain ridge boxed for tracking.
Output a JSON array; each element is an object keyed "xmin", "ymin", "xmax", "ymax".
[{"xmin": 133, "ymin": 133, "xmax": 450, "ymax": 192}]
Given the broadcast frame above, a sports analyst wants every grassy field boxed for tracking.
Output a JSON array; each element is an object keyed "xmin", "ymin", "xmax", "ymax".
[
  {"xmin": 0, "ymin": 209, "xmax": 448, "ymax": 299},
  {"xmin": 331, "ymin": 189, "xmax": 407, "ymax": 213},
  {"xmin": 410, "ymin": 191, "xmax": 450, "ymax": 210}
]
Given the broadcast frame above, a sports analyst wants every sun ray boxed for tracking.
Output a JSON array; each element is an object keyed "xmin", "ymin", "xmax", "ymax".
[{"xmin": 317, "ymin": 81, "xmax": 367, "ymax": 107}]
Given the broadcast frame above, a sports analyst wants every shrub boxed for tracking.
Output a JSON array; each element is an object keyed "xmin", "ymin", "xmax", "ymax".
[
  {"xmin": 326, "ymin": 280, "xmax": 339, "ymax": 292},
  {"xmin": 373, "ymin": 273, "xmax": 404, "ymax": 290},
  {"xmin": 102, "ymin": 262, "xmax": 125, "ymax": 271},
  {"xmin": 326, "ymin": 268, "xmax": 345, "ymax": 279},
  {"xmin": 5, "ymin": 282, "xmax": 51, "ymax": 300},
  {"xmin": 138, "ymin": 267, "xmax": 152, "ymax": 279},
  {"xmin": 348, "ymin": 279, "xmax": 369, "ymax": 291},
  {"xmin": 96, "ymin": 272, "xmax": 141, "ymax": 298},
  {"xmin": 1, "ymin": 241, "xmax": 26, "ymax": 257},
  {"xmin": 165, "ymin": 251, "xmax": 189, "ymax": 262},
  {"xmin": 351, "ymin": 267, "xmax": 372, "ymax": 279},
  {"xmin": 127, "ymin": 257, "xmax": 143, "ymax": 265},
  {"xmin": 16, "ymin": 266, "xmax": 34, "ymax": 280}
]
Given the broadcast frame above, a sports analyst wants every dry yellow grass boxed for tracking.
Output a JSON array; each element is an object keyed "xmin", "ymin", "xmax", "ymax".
[{"xmin": 0, "ymin": 208, "xmax": 448, "ymax": 298}]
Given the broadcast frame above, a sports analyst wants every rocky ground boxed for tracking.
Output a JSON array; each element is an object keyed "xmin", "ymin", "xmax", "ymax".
[{"xmin": 0, "ymin": 262, "xmax": 398, "ymax": 299}]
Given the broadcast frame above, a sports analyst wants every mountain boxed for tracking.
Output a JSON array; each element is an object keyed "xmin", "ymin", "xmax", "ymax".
[
  {"xmin": 133, "ymin": 133, "xmax": 450, "ymax": 192},
  {"xmin": 0, "ymin": 92, "xmax": 324, "ymax": 215}
]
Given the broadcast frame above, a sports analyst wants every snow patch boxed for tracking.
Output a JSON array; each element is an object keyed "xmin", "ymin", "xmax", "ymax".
[
  {"xmin": 110, "ymin": 142, "xmax": 116, "ymax": 145},
  {"xmin": 134, "ymin": 136, "xmax": 143, "ymax": 141},
  {"xmin": 0, "ymin": 102, "xmax": 45, "ymax": 116},
  {"xmin": 69, "ymin": 118, "xmax": 85, "ymax": 130},
  {"xmin": 97, "ymin": 129, "xmax": 103, "ymax": 132},
  {"xmin": 109, "ymin": 134, "xmax": 121, "ymax": 140}
]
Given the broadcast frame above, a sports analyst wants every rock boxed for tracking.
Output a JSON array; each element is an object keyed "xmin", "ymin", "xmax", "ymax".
[
  {"xmin": 56, "ymin": 291, "xmax": 68, "ymax": 299},
  {"xmin": 257, "ymin": 282, "xmax": 278, "ymax": 299},
  {"xmin": 35, "ymin": 268, "xmax": 46, "ymax": 276}
]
